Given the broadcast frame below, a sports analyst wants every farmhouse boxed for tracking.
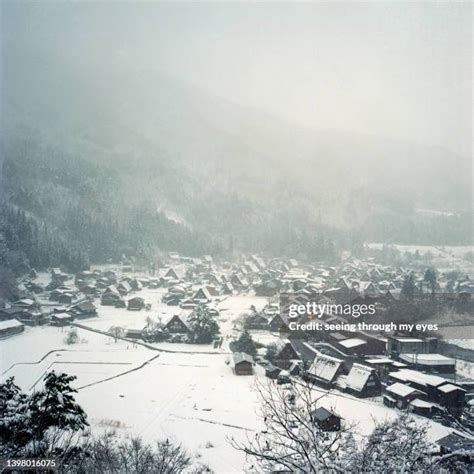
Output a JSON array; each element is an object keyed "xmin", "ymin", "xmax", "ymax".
[
  {"xmin": 408, "ymin": 398, "xmax": 438, "ymax": 418},
  {"xmin": 306, "ymin": 354, "xmax": 345, "ymax": 388},
  {"xmin": 125, "ymin": 328, "xmax": 143, "ymax": 339},
  {"xmin": 164, "ymin": 314, "xmax": 191, "ymax": 334},
  {"xmin": 436, "ymin": 433, "xmax": 474, "ymax": 460},
  {"xmin": 387, "ymin": 336, "xmax": 438, "ymax": 357},
  {"xmin": 0, "ymin": 306, "xmax": 27, "ymax": 322},
  {"xmin": 398, "ymin": 353, "xmax": 456, "ymax": 374},
  {"xmin": 193, "ymin": 287, "xmax": 212, "ymax": 303},
  {"xmin": 389, "ymin": 369, "xmax": 466, "ymax": 410},
  {"xmin": 51, "ymin": 268, "xmax": 69, "ymax": 282},
  {"xmin": 230, "ymin": 274, "xmax": 249, "ymax": 289},
  {"xmin": 0, "ymin": 319, "xmax": 25, "ymax": 339},
  {"xmin": 272, "ymin": 340, "xmax": 300, "ymax": 370},
  {"xmin": 233, "ymin": 352, "xmax": 254, "ymax": 375},
  {"xmin": 51, "ymin": 312, "xmax": 74, "ymax": 327},
  {"xmin": 164, "ymin": 267, "xmax": 186, "ymax": 281},
  {"xmin": 69, "ymin": 301, "xmax": 97, "ymax": 319},
  {"xmin": 118, "ymin": 281, "xmax": 132, "ymax": 296},
  {"xmin": 265, "ymin": 364, "xmax": 281, "ymax": 379},
  {"xmin": 384, "ymin": 382, "xmax": 425, "ymax": 409},
  {"xmin": 340, "ymin": 364, "xmax": 381, "ymax": 397},
  {"xmin": 311, "ymin": 407, "xmax": 341, "ymax": 432},
  {"xmin": 127, "ymin": 297, "xmax": 145, "ymax": 311},
  {"xmin": 130, "ymin": 278, "xmax": 143, "ymax": 291}
]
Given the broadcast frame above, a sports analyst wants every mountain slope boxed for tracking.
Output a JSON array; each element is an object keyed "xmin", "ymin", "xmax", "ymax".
[{"xmin": 1, "ymin": 53, "xmax": 472, "ymax": 266}]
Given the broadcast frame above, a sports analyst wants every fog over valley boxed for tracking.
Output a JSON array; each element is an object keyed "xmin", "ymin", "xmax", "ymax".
[{"xmin": 1, "ymin": 1, "xmax": 472, "ymax": 266}]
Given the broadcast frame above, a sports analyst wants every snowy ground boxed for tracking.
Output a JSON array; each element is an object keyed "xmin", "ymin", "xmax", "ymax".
[
  {"xmin": 0, "ymin": 294, "xmax": 457, "ymax": 472},
  {"xmin": 367, "ymin": 243, "xmax": 473, "ymax": 259},
  {"xmin": 367, "ymin": 243, "xmax": 474, "ymax": 275}
]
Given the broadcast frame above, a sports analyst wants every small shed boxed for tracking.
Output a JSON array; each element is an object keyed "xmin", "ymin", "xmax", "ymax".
[
  {"xmin": 265, "ymin": 364, "xmax": 281, "ymax": 379},
  {"xmin": 127, "ymin": 297, "xmax": 145, "ymax": 311},
  {"xmin": 51, "ymin": 312, "xmax": 74, "ymax": 327},
  {"xmin": 233, "ymin": 352, "xmax": 254, "ymax": 375},
  {"xmin": 311, "ymin": 407, "xmax": 341, "ymax": 432}
]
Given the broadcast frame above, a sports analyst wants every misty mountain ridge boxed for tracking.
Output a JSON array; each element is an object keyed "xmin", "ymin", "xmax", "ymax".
[{"xmin": 1, "ymin": 55, "xmax": 472, "ymax": 263}]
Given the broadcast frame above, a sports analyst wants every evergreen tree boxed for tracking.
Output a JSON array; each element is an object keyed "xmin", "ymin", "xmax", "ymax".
[
  {"xmin": 424, "ymin": 268, "xmax": 438, "ymax": 297},
  {"xmin": 233, "ymin": 330, "xmax": 257, "ymax": 357},
  {"xmin": 188, "ymin": 305, "xmax": 219, "ymax": 344},
  {"xmin": 29, "ymin": 371, "xmax": 88, "ymax": 439},
  {"xmin": 401, "ymin": 272, "xmax": 416, "ymax": 301},
  {"xmin": 0, "ymin": 372, "xmax": 88, "ymax": 457}
]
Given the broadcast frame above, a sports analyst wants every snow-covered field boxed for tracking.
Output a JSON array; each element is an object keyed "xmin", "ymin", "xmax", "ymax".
[
  {"xmin": 367, "ymin": 243, "xmax": 474, "ymax": 273},
  {"xmin": 367, "ymin": 243, "xmax": 473, "ymax": 259},
  {"xmin": 0, "ymin": 295, "xmax": 456, "ymax": 472}
]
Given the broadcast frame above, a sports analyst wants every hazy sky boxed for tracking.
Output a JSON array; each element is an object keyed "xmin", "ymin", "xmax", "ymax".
[{"xmin": 2, "ymin": 1, "xmax": 472, "ymax": 157}]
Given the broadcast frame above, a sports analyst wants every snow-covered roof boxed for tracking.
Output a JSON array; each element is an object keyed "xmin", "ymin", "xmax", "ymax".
[
  {"xmin": 0, "ymin": 319, "xmax": 24, "ymax": 330},
  {"xmin": 365, "ymin": 357, "xmax": 394, "ymax": 365},
  {"xmin": 345, "ymin": 364, "xmax": 373, "ymax": 391},
  {"xmin": 437, "ymin": 383, "xmax": 466, "ymax": 394},
  {"xmin": 391, "ymin": 337, "xmax": 424, "ymax": 343},
  {"xmin": 53, "ymin": 312, "xmax": 72, "ymax": 320},
  {"xmin": 312, "ymin": 406, "xmax": 338, "ymax": 422},
  {"xmin": 409, "ymin": 398, "xmax": 434, "ymax": 408},
  {"xmin": 390, "ymin": 369, "xmax": 446, "ymax": 387},
  {"xmin": 233, "ymin": 352, "xmax": 254, "ymax": 364},
  {"xmin": 386, "ymin": 382, "xmax": 421, "ymax": 398},
  {"xmin": 339, "ymin": 338, "xmax": 367, "ymax": 349},
  {"xmin": 399, "ymin": 353, "xmax": 455, "ymax": 366},
  {"xmin": 308, "ymin": 354, "xmax": 343, "ymax": 383}
]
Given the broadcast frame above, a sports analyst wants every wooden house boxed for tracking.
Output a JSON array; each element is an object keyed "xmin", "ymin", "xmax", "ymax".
[
  {"xmin": 117, "ymin": 281, "xmax": 132, "ymax": 296},
  {"xmin": 384, "ymin": 382, "xmax": 425, "ymax": 409},
  {"xmin": 230, "ymin": 274, "xmax": 249, "ymax": 289},
  {"xmin": 265, "ymin": 364, "xmax": 281, "ymax": 379},
  {"xmin": 127, "ymin": 297, "xmax": 145, "ymax": 311},
  {"xmin": 311, "ymin": 407, "xmax": 341, "ymax": 432},
  {"xmin": 342, "ymin": 364, "xmax": 381, "ymax": 397},
  {"xmin": 51, "ymin": 312, "xmax": 74, "ymax": 327},
  {"xmin": 193, "ymin": 287, "xmax": 212, "ymax": 303},
  {"xmin": 272, "ymin": 340, "xmax": 300, "ymax": 370},
  {"xmin": 306, "ymin": 354, "xmax": 345, "ymax": 388},
  {"xmin": 69, "ymin": 301, "xmax": 97, "ymax": 319},
  {"xmin": 233, "ymin": 352, "xmax": 254, "ymax": 375},
  {"xmin": 164, "ymin": 314, "xmax": 190, "ymax": 334},
  {"xmin": 398, "ymin": 353, "xmax": 456, "ymax": 374},
  {"xmin": 0, "ymin": 319, "xmax": 25, "ymax": 339}
]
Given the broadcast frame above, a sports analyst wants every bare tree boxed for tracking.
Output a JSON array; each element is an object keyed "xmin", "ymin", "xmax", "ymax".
[
  {"xmin": 65, "ymin": 328, "xmax": 79, "ymax": 345},
  {"xmin": 231, "ymin": 378, "xmax": 472, "ymax": 473},
  {"xmin": 109, "ymin": 326, "xmax": 125, "ymax": 343},
  {"xmin": 231, "ymin": 378, "xmax": 357, "ymax": 472},
  {"xmin": 71, "ymin": 431, "xmax": 210, "ymax": 473}
]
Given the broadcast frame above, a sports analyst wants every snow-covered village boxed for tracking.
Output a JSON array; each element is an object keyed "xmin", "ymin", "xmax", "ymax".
[
  {"xmin": 1, "ymin": 245, "xmax": 474, "ymax": 472},
  {"xmin": 1, "ymin": 2, "xmax": 472, "ymax": 473}
]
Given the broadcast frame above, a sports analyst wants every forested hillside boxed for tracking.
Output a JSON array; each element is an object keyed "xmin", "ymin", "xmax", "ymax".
[{"xmin": 0, "ymin": 53, "xmax": 471, "ymax": 274}]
